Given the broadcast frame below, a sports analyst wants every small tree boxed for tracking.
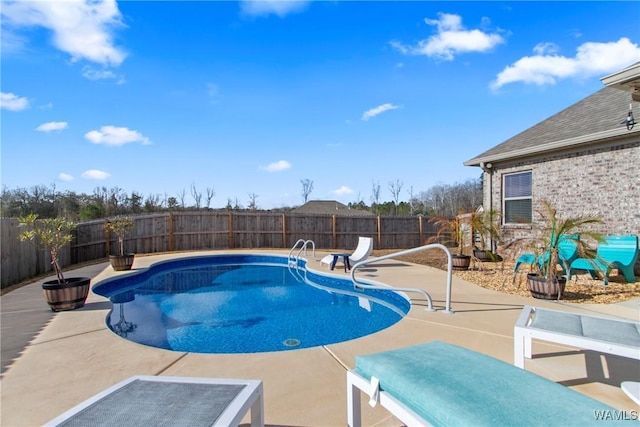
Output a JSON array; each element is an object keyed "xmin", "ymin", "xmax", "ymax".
[
  {"xmin": 18, "ymin": 213, "xmax": 76, "ymax": 284},
  {"xmin": 104, "ymin": 217, "xmax": 135, "ymax": 256}
]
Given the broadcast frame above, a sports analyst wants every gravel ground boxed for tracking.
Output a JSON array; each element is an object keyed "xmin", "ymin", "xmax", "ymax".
[{"xmin": 373, "ymin": 250, "xmax": 640, "ymax": 304}]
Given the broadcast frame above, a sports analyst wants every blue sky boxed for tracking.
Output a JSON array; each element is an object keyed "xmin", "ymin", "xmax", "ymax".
[{"xmin": 2, "ymin": 1, "xmax": 639, "ymax": 209}]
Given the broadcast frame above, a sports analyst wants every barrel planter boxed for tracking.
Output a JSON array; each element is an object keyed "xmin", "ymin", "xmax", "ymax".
[
  {"xmin": 527, "ymin": 274, "xmax": 567, "ymax": 300},
  {"xmin": 472, "ymin": 250, "xmax": 503, "ymax": 263},
  {"xmin": 42, "ymin": 277, "xmax": 91, "ymax": 311},
  {"xmin": 451, "ymin": 254, "xmax": 471, "ymax": 271},
  {"xmin": 109, "ymin": 254, "xmax": 135, "ymax": 271}
]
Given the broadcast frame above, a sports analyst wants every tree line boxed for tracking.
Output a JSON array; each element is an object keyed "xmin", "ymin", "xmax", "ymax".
[{"xmin": 0, "ymin": 177, "xmax": 482, "ymax": 221}]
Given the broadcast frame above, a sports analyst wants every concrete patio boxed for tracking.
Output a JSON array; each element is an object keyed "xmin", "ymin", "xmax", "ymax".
[{"xmin": 2, "ymin": 250, "xmax": 638, "ymax": 426}]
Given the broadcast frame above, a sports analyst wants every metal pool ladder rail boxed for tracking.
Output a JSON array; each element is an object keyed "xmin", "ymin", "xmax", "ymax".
[
  {"xmin": 350, "ymin": 244, "xmax": 454, "ymax": 314},
  {"xmin": 288, "ymin": 239, "xmax": 316, "ymax": 265}
]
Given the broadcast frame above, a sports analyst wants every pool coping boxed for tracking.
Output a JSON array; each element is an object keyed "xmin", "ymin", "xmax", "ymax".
[{"xmin": 2, "ymin": 249, "xmax": 639, "ymax": 426}]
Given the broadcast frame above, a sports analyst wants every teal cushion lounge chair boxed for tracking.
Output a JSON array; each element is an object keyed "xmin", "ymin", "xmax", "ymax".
[
  {"xmin": 347, "ymin": 341, "xmax": 630, "ymax": 427},
  {"xmin": 569, "ymin": 235, "xmax": 639, "ymax": 285},
  {"xmin": 513, "ymin": 235, "xmax": 580, "ymax": 275}
]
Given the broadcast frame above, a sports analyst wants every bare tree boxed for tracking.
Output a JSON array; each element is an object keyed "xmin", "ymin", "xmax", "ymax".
[
  {"xmin": 107, "ymin": 187, "xmax": 127, "ymax": 215},
  {"xmin": 233, "ymin": 197, "xmax": 243, "ymax": 210},
  {"xmin": 205, "ymin": 187, "xmax": 215, "ymax": 208},
  {"xmin": 388, "ymin": 179, "xmax": 403, "ymax": 215},
  {"xmin": 248, "ymin": 193, "xmax": 259, "ymax": 211},
  {"xmin": 143, "ymin": 193, "xmax": 162, "ymax": 212},
  {"xmin": 177, "ymin": 189, "xmax": 186, "ymax": 209},
  {"xmin": 370, "ymin": 181, "xmax": 381, "ymax": 214},
  {"xmin": 300, "ymin": 179, "xmax": 314, "ymax": 203},
  {"xmin": 407, "ymin": 185, "xmax": 416, "ymax": 215},
  {"xmin": 190, "ymin": 182, "xmax": 202, "ymax": 209}
]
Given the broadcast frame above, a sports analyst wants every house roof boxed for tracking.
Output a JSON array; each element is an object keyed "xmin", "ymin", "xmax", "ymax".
[
  {"xmin": 464, "ymin": 85, "xmax": 640, "ymax": 167},
  {"xmin": 600, "ymin": 61, "xmax": 640, "ymax": 96},
  {"xmin": 291, "ymin": 200, "xmax": 375, "ymax": 216}
]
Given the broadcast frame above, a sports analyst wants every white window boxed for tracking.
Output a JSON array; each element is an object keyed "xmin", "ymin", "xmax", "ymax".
[{"xmin": 503, "ymin": 172, "xmax": 532, "ymax": 223}]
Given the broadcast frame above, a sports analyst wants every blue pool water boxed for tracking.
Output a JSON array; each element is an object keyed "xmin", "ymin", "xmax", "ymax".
[{"xmin": 93, "ymin": 254, "xmax": 409, "ymax": 353}]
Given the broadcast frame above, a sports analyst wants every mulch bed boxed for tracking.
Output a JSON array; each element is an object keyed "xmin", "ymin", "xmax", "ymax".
[{"xmin": 373, "ymin": 250, "xmax": 640, "ymax": 304}]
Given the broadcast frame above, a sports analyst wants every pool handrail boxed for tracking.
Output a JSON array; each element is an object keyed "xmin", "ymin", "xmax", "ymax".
[
  {"xmin": 350, "ymin": 243, "xmax": 454, "ymax": 314},
  {"xmin": 288, "ymin": 239, "xmax": 316, "ymax": 264}
]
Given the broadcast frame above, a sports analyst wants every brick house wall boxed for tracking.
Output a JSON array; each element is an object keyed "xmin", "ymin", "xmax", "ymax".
[{"xmin": 484, "ymin": 139, "xmax": 640, "ymax": 248}]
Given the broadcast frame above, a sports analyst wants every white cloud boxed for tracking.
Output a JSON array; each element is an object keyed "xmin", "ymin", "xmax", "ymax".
[
  {"xmin": 240, "ymin": 0, "xmax": 309, "ymax": 17},
  {"xmin": 362, "ymin": 103, "xmax": 400, "ymax": 121},
  {"xmin": 36, "ymin": 121, "xmax": 68, "ymax": 132},
  {"xmin": 85, "ymin": 125, "xmax": 152, "ymax": 146},
  {"xmin": 391, "ymin": 12, "xmax": 504, "ymax": 61},
  {"xmin": 58, "ymin": 173, "xmax": 74, "ymax": 181},
  {"xmin": 533, "ymin": 42, "xmax": 560, "ymax": 56},
  {"xmin": 332, "ymin": 185, "xmax": 353, "ymax": 196},
  {"xmin": 1, "ymin": 92, "xmax": 29, "ymax": 111},
  {"xmin": 261, "ymin": 160, "xmax": 292, "ymax": 172},
  {"xmin": 82, "ymin": 66, "xmax": 124, "ymax": 83},
  {"xmin": 1, "ymin": 0, "xmax": 127, "ymax": 66},
  {"xmin": 81, "ymin": 169, "xmax": 111, "ymax": 180},
  {"xmin": 491, "ymin": 37, "xmax": 640, "ymax": 89}
]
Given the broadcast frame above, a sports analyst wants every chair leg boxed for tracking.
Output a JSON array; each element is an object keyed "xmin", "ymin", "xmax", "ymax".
[
  {"xmin": 347, "ymin": 373, "xmax": 362, "ymax": 427},
  {"xmin": 619, "ymin": 265, "xmax": 637, "ymax": 283},
  {"xmin": 513, "ymin": 329, "xmax": 529, "ymax": 369}
]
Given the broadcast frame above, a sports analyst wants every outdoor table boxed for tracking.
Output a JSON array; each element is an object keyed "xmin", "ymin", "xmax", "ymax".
[{"xmin": 330, "ymin": 253, "xmax": 351, "ymax": 272}]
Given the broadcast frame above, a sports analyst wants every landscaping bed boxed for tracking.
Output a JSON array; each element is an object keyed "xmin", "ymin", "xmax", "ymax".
[{"xmin": 373, "ymin": 250, "xmax": 640, "ymax": 304}]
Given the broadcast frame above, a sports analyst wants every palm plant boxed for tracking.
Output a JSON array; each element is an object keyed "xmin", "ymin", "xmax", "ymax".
[
  {"xmin": 506, "ymin": 200, "xmax": 605, "ymax": 299},
  {"xmin": 470, "ymin": 208, "xmax": 503, "ymax": 258},
  {"xmin": 532, "ymin": 200, "xmax": 604, "ymax": 284},
  {"xmin": 427, "ymin": 215, "xmax": 469, "ymax": 255}
]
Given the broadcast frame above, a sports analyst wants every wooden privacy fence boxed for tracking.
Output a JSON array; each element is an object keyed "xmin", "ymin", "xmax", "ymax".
[{"xmin": 1, "ymin": 212, "xmax": 440, "ymax": 288}]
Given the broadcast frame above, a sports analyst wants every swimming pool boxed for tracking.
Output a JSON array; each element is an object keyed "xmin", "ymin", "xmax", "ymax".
[{"xmin": 93, "ymin": 254, "xmax": 410, "ymax": 353}]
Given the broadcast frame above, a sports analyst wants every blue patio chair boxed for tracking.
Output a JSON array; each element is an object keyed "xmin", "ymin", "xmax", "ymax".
[
  {"xmin": 513, "ymin": 235, "xmax": 579, "ymax": 276},
  {"xmin": 569, "ymin": 235, "xmax": 639, "ymax": 285}
]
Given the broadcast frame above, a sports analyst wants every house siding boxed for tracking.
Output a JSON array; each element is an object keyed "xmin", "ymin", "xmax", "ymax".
[{"xmin": 485, "ymin": 139, "xmax": 640, "ymax": 244}]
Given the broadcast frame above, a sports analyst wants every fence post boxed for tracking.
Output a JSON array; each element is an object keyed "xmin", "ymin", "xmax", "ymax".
[
  {"xmin": 377, "ymin": 216, "xmax": 382, "ymax": 249},
  {"xmin": 105, "ymin": 223, "xmax": 111, "ymax": 256},
  {"xmin": 228, "ymin": 211, "xmax": 234, "ymax": 249},
  {"xmin": 167, "ymin": 213, "xmax": 175, "ymax": 251},
  {"xmin": 332, "ymin": 215, "xmax": 337, "ymax": 248},
  {"xmin": 419, "ymin": 215, "xmax": 424, "ymax": 245},
  {"xmin": 281, "ymin": 214, "xmax": 286, "ymax": 248}
]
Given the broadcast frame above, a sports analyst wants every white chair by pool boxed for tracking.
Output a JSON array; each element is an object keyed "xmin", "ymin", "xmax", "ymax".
[
  {"xmin": 44, "ymin": 376, "xmax": 264, "ymax": 427},
  {"xmin": 320, "ymin": 236, "xmax": 373, "ymax": 269},
  {"xmin": 513, "ymin": 305, "xmax": 640, "ymax": 369}
]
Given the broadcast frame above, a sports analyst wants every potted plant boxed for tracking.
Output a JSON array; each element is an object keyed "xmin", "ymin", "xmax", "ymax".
[
  {"xmin": 104, "ymin": 217, "xmax": 136, "ymax": 271},
  {"xmin": 470, "ymin": 208, "xmax": 503, "ymax": 262},
  {"xmin": 428, "ymin": 214, "xmax": 471, "ymax": 270},
  {"xmin": 17, "ymin": 213, "xmax": 91, "ymax": 311},
  {"xmin": 510, "ymin": 200, "xmax": 604, "ymax": 300}
]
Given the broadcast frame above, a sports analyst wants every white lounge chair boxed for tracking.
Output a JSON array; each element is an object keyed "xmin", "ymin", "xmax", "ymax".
[
  {"xmin": 45, "ymin": 376, "xmax": 264, "ymax": 427},
  {"xmin": 514, "ymin": 305, "xmax": 640, "ymax": 369},
  {"xmin": 347, "ymin": 340, "xmax": 623, "ymax": 426},
  {"xmin": 320, "ymin": 236, "xmax": 373, "ymax": 270}
]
